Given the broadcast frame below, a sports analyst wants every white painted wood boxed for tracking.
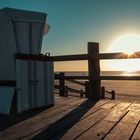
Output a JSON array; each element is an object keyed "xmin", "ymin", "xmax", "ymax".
[
  {"xmin": 0, "ymin": 8, "xmax": 53, "ymax": 114},
  {"xmin": 16, "ymin": 60, "xmax": 54, "ymax": 113},
  {"xmin": 0, "ymin": 8, "xmax": 46, "ymax": 81}
]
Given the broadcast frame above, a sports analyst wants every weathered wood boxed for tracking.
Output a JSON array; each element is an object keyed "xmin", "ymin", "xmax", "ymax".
[
  {"xmin": 1, "ymin": 97, "xmax": 140, "ymax": 140},
  {"xmin": 55, "ymin": 84, "xmax": 84, "ymax": 95},
  {"xmin": 56, "ymin": 75, "xmax": 140, "ymax": 81},
  {"xmin": 52, "ymin": 51, "xmax": 140, "ymax": 61},
  {"xmin": 104, "ymin": 89, "xmax": 115, "ymax": 100},
  {"xmin": 16, "ymin": 53, "xmax": 88, "ymax": 61},
  {"xmin": 85, "ymin": 81, "xmax": 89, "ymax": 98},
  {"xmin": 88, "ymin": 42, "xmax": 101, "ymax": 100},
  {"xmin": 67, "ymin": 87, "xmax": 84, "ymax": 94},
  {"xmin": 104, "ymin": 111, "xmax": 140, "ymax": 140},
  {"xmin": 28, "ymin": 100, "xmax": 110, "ymax": 139},
  {"xmin": 77, "ymin": 102, "xmax": 132, "ymax": 140},
  {"xmin": 56, "ymin": 75, "xmax": 140, "ymax": 80},
  {"xmin": 131, "ymin": 121, "xmax": 140, "ymax": 140},
  {"xmin": 55, "ymin": 75, "xmax": 89, "ymax": 80},
  {"xmin": 0, "ymin": 97, "xmax": 88, "ymax": 139},
  {"xmin": 101, "ymin": 86, "xmax": 105, "ymax": 99},
  {"xmin": 32, "ymin": 100, "xmax": 111, "ymax": 139},
  {"xmin": 101, "ymin": 76, "xmax": 140, "ymax": 80},
  {"xmin": 112, "ymin": 90, "xmax": 115, "ymax": 100},
  {"xmin": 59, "ymin": 72, "xmax": 65, "ymax": 96},
  {"xmin": 65, "ymin": 79, "xmax": 85, "ymax": 86},
  {"xmin": 51, "ymin": 54, "xmax": 88, "ymax": 61},
  {"xmin": 53, "ymin": 101, "xmax": 119, "ymax": 140},
  {"xmin": 16, "ymin": 51, "xmax": 140, "ymax": 62},
  {"xmin": 100, "ymin": 51, "xmax": 140, "ymax": 59},
  {"xmin": 16, "ymin": 53, "xmax": 52, "ymax": 61}
]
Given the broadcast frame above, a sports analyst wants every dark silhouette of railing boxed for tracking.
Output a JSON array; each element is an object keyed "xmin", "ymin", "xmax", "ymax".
[{"xmin": 16, "ymin": 42, "xmax": 140, "ymax": 100}]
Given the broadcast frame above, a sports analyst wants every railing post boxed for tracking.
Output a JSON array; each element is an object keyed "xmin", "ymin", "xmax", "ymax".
[
  {"xmin": 85, "ymin": 81, "xmax": 89, "ymax": 98},
  {"xmin": 59, "ymin": 72, "xmax": 65, "ymax": 96},
  {"xmin": 80, "ymin": 90, "xmax": 84, "ymax": 98},
  {"xmin": 101, "ymin": 86, "xmax": 105, "ymax": 99},
  {"xmin": 112, "ymin": 90, "xmax": 115, "ymax": 100},
  {"xmin": 65, "ymin": 86, "xmax": 68, "ymax": 97},
  {"xmin": 88, "ymin": 42, "xmax": 101, "ymax": 100}
]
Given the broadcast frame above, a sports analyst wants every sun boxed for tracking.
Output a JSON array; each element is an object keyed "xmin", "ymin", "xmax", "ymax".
[
  {"xmin": 110, "ymin": 33, "xmax": 140, "ymax": 54},
  {"xmin": 107, "ymin": 33, "xmax": 140, "ymax": 72}
]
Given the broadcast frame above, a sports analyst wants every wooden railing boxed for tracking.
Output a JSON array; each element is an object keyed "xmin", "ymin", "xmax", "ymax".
[
  {"xmin": 55, "ymin": 73, "xmax": 86, "ymax": 97},
  {"xmin": 16, "ymin": 42, "xmax": 140, "ymax": 100},
  {"xmin": 54, "ymin": 73, "xmax": 140, "ymax": 99},
  {"xmin": 54, "ymin": 73, "xmax": 116, "ymax": 99}
]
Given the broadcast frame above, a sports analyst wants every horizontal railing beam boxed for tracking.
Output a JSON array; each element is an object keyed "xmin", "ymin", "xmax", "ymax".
[
  {"xmin": 52, "ymin": 52, "xmax": 140, "ymax": 61},
  {"xmin": 55, "ymin": 75, "xmax": 140, "ymax": 80},
  {"xmin": 55, "ymin": 75, "xmax": 89, "ymax": 80},
  {"xmin": 65, "ymin": 79, "xmax": 85, "ymax": 86},
  {"xmin": 100, "ymin": 52, "xmax": 140, "ymax": 59},
  {"xmin": 16, "ymin": 54, "xmax": 52, "ymax": 61},
  {"xmin": 16, "ymin": 52, "xmax": 140, "ymax": 61},
  {"xmin": 51, "ymin": 54, "xmax": 88, "ymax": 61},
  {"xmin": 16, "ymin": 54, "xmax": 88, "ymax": 61},
  {"xmin": 101, "ymin": 76, "xmax": 140, "ymax": 80}
]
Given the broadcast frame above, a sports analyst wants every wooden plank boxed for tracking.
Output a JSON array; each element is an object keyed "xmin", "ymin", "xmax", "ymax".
[
  {"xmin": 55, "ymin": 94, "xmax": 79, "ymax": 103},
  {"xmin": 53, "ymin": 109, "xmax": 112, "ymax": 140},
  {"xmin": 131, "ymin": 121, "xmax": 140, "ymax": 140},
  {"xmin": 0, "ymin": 99, "xmax": 109, "ymax": 139},
  {"xmin": 51, "ymin": 54, "xmax": 88, "ymax": 61},
  {"xmin": 65, "ymin": 79, "xmax": 85, "ymax": 86},
  {"xmin": 88, "ymin": 42, "xmax": 101, "ymax": 100},
  {"xmin": 52, "ymin": 101, "xmax": 120, "ymax": 140},
  {"xmin": 43, "ymin": 99, "xmax": 88, "ymax": 119},
  {"xmin": 55, "ymin": 75, "xmax": 140, "ymax": 80},
  {"xmin": 0, "ymin": 97, "xmax": 85, "ymax": 137},
  {"xmin": 128, "ymin": 102, "xmax": 140, "ymax": 111},
  {"xmin": 16, "ymin": 54, "xmax": 52, "ymax": 61},
  {"xmin": 54, "ymin": 94, "xmax": 63, "ymax": 101},
  {"xmin": 103, "ymin": 111, "xmax": 140, "ymax": 140},
  {"xmin": 76, "ymin": 101, "xmax": 133, "ymax": 140},
  {"xmin": 101, "ymin": 76, "xmax": 140, "ymax": 80},
  {"xmin": 67, "ymin": 87, "xmax": 84, "ymax": 94},
  {"xmin": 56, "ymin": 75, "xmax": 89, "ymax": 80},
  {"xmin": 13, "ymin": 100, "xmax": 110, "ymax": 140},
  {"xmin": 100, "ymin": 51, "xmax": 140, "ymax": 59},
  {"xmin": 16, "ymin": 53, "xmax": 88, "ymax": 61},
  {"xmin": 1, "ymin": 99, "xmax": 139, "ymax": 140},
  {"xmin": 26, "ymin": 100, "xmax": 111, "ymax": 139},
  {"xmin": 16, "ymin": 51, "xmax": 140, "ymax": 62},
  {"xmin": 30, "ymin": 100, "xmax": 117, "ymax": 139}
]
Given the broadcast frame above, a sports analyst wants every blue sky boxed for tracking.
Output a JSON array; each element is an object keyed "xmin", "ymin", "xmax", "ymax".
[{"xmin": 1, "ymin": 0, "xmax": 140, "ymax": 71}]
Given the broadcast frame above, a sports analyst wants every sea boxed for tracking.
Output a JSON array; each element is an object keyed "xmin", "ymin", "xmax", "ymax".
[{"xmin": 55, "ymin": 71, "xmax": 140, "ymax": 102}]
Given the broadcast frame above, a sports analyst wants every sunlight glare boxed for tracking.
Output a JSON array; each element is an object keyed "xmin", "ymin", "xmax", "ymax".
[
  {"xmin": 110, "ymin": 33, "xmax": 140, "ymax": 54},
  {"xmin": 107, "ymin": 33, "xmax": 140, "ymax": 72}
]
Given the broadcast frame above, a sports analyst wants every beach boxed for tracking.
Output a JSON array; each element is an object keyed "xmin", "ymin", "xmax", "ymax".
[{"xmin": 55, "ymin": 71, "xmax": 140, "ymax": 102}]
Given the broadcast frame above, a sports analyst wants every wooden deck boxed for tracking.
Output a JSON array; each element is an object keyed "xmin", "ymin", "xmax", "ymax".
[{"xmin": 0, "ymin": 95, "xmax": 140, "ymax": 140}]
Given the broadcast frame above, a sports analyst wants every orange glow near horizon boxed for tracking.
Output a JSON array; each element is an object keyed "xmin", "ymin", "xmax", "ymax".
[
  {"xmin": 54, "ymin": 61, "xmax": 88, "ymax": 72},
  {"xmin": 54, "ymin": 33, "xmax": 140, "ymax": 72}
]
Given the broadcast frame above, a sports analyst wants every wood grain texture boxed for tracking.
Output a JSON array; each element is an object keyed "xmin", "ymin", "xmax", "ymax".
[{"xmin": 0, "ymin": 96, "xmax": 140, "ymax": 140}]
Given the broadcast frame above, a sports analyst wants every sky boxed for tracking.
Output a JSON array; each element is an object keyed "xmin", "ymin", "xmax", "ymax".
[{"xmin": 1, "ymin": 0, "xmax": 140, "ymax": 71}]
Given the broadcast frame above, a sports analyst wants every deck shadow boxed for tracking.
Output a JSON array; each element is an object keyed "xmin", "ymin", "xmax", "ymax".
[
  {"xmin": 31, "ymin": 99, "xmax": 99, "ymax": 140},
  {"xmin": 0, "ymin": 105, "xmax": 53, "ymax": 131}
]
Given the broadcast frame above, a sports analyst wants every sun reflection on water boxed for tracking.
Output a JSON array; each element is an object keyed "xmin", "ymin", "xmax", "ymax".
[{"xmin": 121, "ymin": 71, "xmax": 139, "ymax": 76}]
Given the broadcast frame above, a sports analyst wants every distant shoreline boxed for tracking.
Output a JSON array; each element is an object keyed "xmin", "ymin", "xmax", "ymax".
[{"xmin": 54, "ymin": 71, "xmax": 140, "ymax": 76}]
